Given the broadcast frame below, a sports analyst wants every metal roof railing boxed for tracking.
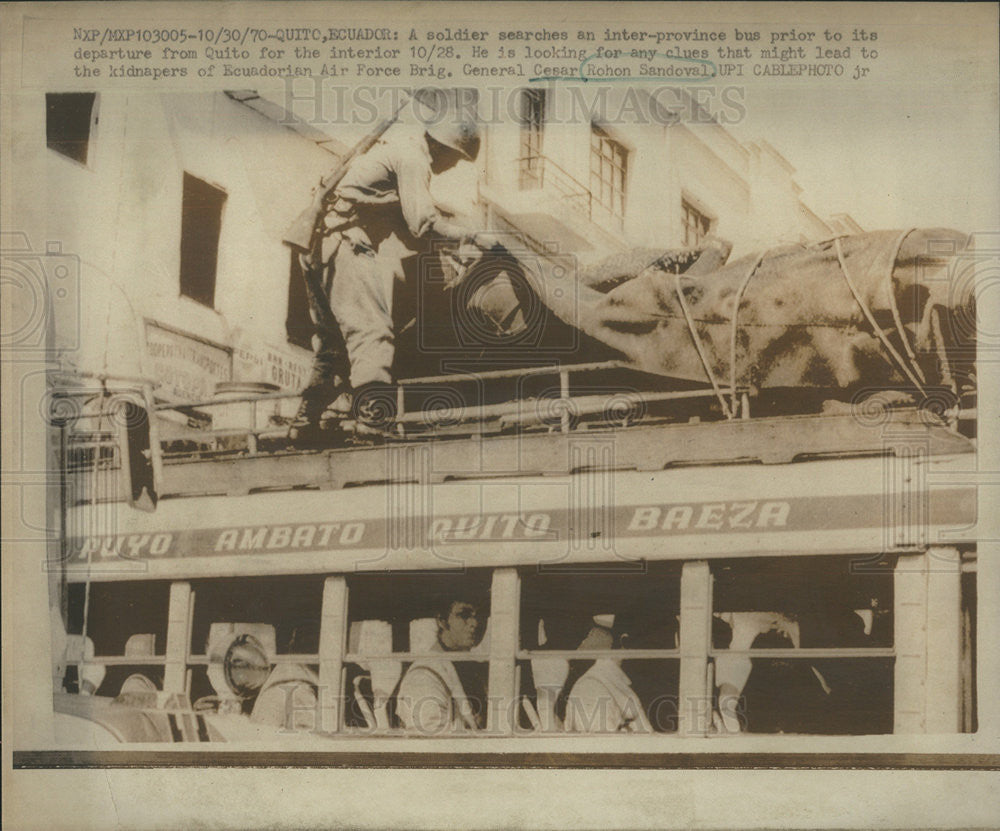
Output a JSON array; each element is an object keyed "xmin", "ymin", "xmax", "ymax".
[{"xmin": 52, "ymin": 361, "xmax": 974, "ymax": 506}]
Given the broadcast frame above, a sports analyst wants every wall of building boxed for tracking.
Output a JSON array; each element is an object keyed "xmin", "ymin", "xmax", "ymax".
[
  {"xmin": 45, "ymin": 86, "xmax": 857, "ymax": 406},
  {"xmin": 47, "ymin": 91, "xmax": 345, "ymax": 402},
  {"xmin": 481, "ymin": 86, "xmax": 854, "ymax": 263}
]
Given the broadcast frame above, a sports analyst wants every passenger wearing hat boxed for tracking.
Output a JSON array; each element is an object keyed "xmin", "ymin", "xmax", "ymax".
[
  {"xmin": 564, "ymin": 614, "xmax": 652, "ymax": 734},
  {"xmin": 291, "ymin": 91, "xmax": 501, "ymax": 440}
]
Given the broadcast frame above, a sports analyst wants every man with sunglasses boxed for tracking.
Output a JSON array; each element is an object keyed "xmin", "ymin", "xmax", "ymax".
[{"xmin": 396, "ymin": 596, "xmax": 487, "ymax": 733}]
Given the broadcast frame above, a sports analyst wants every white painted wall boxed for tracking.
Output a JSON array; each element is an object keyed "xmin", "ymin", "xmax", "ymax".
[
  {"xmin": 47, "ymin": 91, "xmax": 344, "ymax": 397},
  {"xmin": 481, "ymin": 86, "xmax": 851, "ymax": 262},
  {"xmin": 45, "ymin": 88, "xmax": 854, "ymax": 399}
]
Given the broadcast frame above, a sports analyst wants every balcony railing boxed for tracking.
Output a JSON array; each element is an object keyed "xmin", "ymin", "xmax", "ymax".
[{"xmin": 518, "ymin": 153, "xmax": 624, "ymax": 232}]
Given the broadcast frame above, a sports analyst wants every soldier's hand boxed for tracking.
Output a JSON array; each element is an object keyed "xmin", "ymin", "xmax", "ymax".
[
  {"xmin": 472, "ymin": 232, "xmax": 504, "ymax": 252},
  {"xmin": 298, "ymin": 251, "xmax": 316, "ymax": 272}
]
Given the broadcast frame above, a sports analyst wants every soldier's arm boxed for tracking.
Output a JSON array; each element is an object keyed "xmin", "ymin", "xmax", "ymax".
[{"xmin": 393, "ymin": 144, "xmax": 499, "ymax": 250}]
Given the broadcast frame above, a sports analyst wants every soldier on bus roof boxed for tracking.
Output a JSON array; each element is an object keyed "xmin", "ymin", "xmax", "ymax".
[{"xmin": 290, "ymin": 89, "xmax": 502, "ymax": 443}]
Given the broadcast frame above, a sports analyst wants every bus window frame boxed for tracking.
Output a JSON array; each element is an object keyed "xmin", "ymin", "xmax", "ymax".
[{"xmin": 64, "ymin": 545, "xmax": 976, "ymax": 739}]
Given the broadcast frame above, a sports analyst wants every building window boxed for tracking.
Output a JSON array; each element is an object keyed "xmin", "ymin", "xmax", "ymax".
[
  {"xmin": 681, "ymin": 199, "xmax": 712, "ymax": 247},
  {"xmin": 286, "ymin": 251, "xmax": 314, "ymax": 350},
  {"xmin": 519, "ymin": 89, "xmax": 546, "ymax": 189},
  {"xmin": 179, "ymin": 173, "xmax": 226, "ymax": 308},
  {"xmin": 589, "ymin": 125, "xmax": 628, "ymax": 224},
  {"xmin": 46, "ymin": 93, "xmax": 97, "ymax": 165}
]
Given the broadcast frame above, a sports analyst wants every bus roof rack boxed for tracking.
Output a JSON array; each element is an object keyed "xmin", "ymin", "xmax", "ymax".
[{"xmin": 55, "ymin": 361, "xmax": 974, "ymax": 505}]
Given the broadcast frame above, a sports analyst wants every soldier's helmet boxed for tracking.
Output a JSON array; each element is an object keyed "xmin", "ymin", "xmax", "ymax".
[
  {"xmin": 413, "ymin": 88, "xmax": 481, "ymax": 161},
  {"xmin": 425, "ymin": 118, "xmax": 481, "ymax": 162}
]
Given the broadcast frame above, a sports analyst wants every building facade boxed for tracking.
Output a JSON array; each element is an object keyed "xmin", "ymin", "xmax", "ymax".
[
  {"xmin": 44, "ymin": 90, "xmax": 344, "ymax": 407},
  {"xmin": 482, "ymin": 86, "xmax": 862, "ymax": 263},
  {"xmin": 43, "ymin": 86, "xmax": 860, "ymax": 406}
]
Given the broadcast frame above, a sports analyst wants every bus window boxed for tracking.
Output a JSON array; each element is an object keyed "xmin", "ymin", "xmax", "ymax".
[
  {"xmin": 64, "ymin": 580, "xmax": 171, "ymax": 697},
  {"xmin": 185, "ymin": 575, "xmax": 325, "ymax": 714},
  {"xmin": 711, "ymin": 556, "xmax": 894, "ymax": 735},
  {"xmin": 345, "ymin": 571, "xmax": 492, "ymax": 733},
  {"xmin": 518, "ymin": 563, "xmax": 681, "ymax": 733}
]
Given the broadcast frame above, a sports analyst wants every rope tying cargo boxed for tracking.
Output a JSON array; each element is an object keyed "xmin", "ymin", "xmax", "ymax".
[
  {"xmin": 728, "ymin": 251, "xmax": 767, "ymax": 416},
  {"xmin": 674, "ymin": 272, "xmax": 735, "ymax": 419},
  {"xmin": 834, "ymin": 235, "xmax": 927, "ymax": 396},
  {"xmin": 884, "ymin": 228, "xmax": 927, "ymax": 385}
]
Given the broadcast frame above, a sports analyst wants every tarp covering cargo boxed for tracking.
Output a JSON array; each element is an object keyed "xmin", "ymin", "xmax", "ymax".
[{"xmin": 461, "ymin": 228, "xmax": 975, "ymax": 397}]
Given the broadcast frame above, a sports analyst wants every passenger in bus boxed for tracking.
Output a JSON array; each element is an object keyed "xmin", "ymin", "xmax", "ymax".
[
  {"xmin": 60, "ymin": 634, "xmax": 107, "ymax": 696},
  {"xmin": 250, "ymin": 663, "xmax": 319, "ymax": 732},
  {"xmin": 739, "ymin": 628, "xmax": 830, "ymax": 734},
  {"xmin": 798, "ymin": 600, "xmax": 891, "ymax": 734},
  {"xmin": 396, "ymin": 596, "xmax": 487, "ymax": 733},
  {"xmin": 250, "ymin": 625, "xmax": 320, "ymax": 732},
  {"xmin": 711, "ymin": 615, "xmax": 744, "ymax": 734},
  {"xmin": 564, "ymin": 614, "xmax": 652, "ymax": 734}
]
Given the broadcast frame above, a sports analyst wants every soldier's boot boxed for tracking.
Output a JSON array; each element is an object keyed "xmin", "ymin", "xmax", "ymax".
[
  {"xmin": 351, "ymin": 381, "xmax": 397, "ymax": 435},
  {"xmin": 288, "ymin": 383, "xmax": 343, "ymax": 447}
]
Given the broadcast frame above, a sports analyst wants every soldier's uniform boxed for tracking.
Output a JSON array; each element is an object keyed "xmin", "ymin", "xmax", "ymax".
[{"xmin": 292, "ymin": 112, "xmax": 486, "ymax": 438}]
